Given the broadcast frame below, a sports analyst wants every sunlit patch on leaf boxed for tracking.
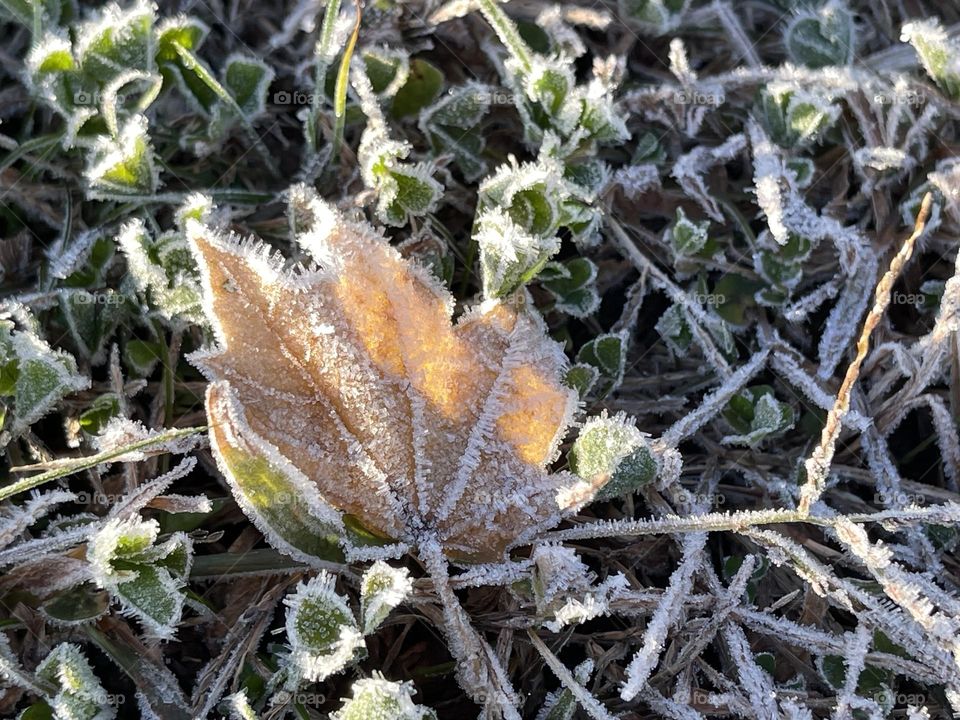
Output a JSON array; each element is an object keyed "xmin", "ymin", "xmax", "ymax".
[
  {"xmin": 85, "ymin": 115, "xmax": 159, "ymax": 196},
  {"xmin": 902, "ymin": 18, "xmax": 960, "ymax": 100},
  {"xmin": 75, "ymin": 1, "xmax": 155, "ymax": 84}
]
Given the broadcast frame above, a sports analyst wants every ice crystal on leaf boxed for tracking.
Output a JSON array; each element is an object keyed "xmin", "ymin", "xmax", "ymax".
[
  {"xmin": 902, "ymin": 19, "xmax": 960, "ymax": 100},
  {"xmin": 784, "ymin": 1, "xmax": 855, "ymax": 69},
  {"xmin": 188, "ymin": 185, "xmax": 600, "ymax": 564},
  {"xmin": 332, "ymin": 674, "xmax": 437, "ymax": 720},
  {"xmin": 117, "ymin": 193, "xmax": 214, "ymax": 328},
  {"xmin": 283, "ymin": 572, "xmax": 365, "ymax": 686},
  {"xmin": 530, "ymin": 544, "xmax": 628, "ymax": 632},
  {"xmin": 86, "ymin": 514, "xmax": 192, "ymax": 639},
  {"xmin": 353, "ymin": 65, "xmax": 444, "ymax": 227},
  {"xmin": 0, "ymin": 317, "xmax": 89, "ymax": 444},
  {"xmin": 360, "ymin": 560, "xmax": 413, "ymax": 634},
  {"xmin": 36, "ymin": 643, "xmax": 115, "ymax": 720},
  {"xmin": 567, "ymin": 412, "xmax": 657, "ymax": 501}
]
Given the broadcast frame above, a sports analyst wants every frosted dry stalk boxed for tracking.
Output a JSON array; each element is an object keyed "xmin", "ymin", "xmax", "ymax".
[{"xmin": 798, "ymin": 193, "xmax": 933, "ymax": 516}]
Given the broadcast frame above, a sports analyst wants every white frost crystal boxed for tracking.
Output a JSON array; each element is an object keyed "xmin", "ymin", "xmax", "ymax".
[{"xmin": 531, "ymin": 544, "xmax": 628, "ymax": 632}]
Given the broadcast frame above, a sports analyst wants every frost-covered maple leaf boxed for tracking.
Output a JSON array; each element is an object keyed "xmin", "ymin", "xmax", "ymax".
[{"xmin": 188, "ymin": 186, "xmax": 599, "ymax": 564}]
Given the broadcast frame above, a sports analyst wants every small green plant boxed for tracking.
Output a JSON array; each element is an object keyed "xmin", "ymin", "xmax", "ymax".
[{"xmin": 21, "ymin": 1, "xmax": 271, "ymax": 199}]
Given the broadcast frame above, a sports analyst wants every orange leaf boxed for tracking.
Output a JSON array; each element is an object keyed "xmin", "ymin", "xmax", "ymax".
[{"xmin": 189, "ymin": 187, "xmax": 598, "ymax": 562}]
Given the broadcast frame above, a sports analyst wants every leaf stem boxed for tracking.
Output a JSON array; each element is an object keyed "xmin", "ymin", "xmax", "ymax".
[
  {"xmin": 304, "ymin": 0, "xmax": 343, "ymax": 154},
  {"xmin": 1, "ymin": 426, "xmax": 205, "ymax": 501},
  {"xmin": 89, "ymin": 189, "xmax": 274, "ymax": 205},
  {"xmin": 476, "ymin": 0, "xmax": 532, "ymax": 73},
  {"xmin": 332, "ymin": 0, "xmax": 362, "ymax": 161},
  {"xmin": 542, "ymin": 501, "xmax": 960, "ymax": 543}
]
